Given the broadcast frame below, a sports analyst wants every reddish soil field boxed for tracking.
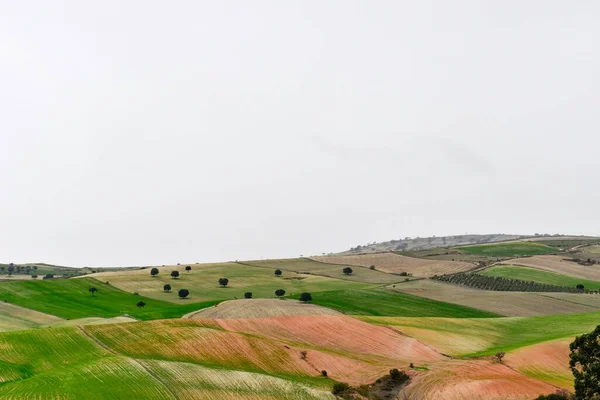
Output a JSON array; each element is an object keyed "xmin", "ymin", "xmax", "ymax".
[{"xmin": 404, "ymin": 359, "xmax": 559, "ymax": 400}]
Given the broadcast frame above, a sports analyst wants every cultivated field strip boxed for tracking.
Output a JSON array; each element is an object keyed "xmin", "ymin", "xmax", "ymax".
[
  {"xmin": 243, "ymin": 258, "xmax": 401, "ymax": 283},
  {"xmin": 311, "ymin": 253, "xmax": 475, "ymax": 277},
  {"xmin": 403, "ymin": 360, "xmax": 557, "ymax": 400},
  {"xmin": 0, "ymin": 302, "xmax": 63, "ymax": 332},
  {"xmin": 503, "ymin": 255, "xmax": 600, "ymax": 281},
  {"xmin": 360, "ymin": 312, "xmax": 600, "ymax": 357},
  {"xmin": 140, "ymin": 359, "xmax": 334, "ymax": 400},
  {"xmin": 185, "ymin": 299, "xmax": 341, "ymax": 319},
  {"xmin": 505, "ymin": 338, "xmax": 573, "ymax": 390},
  {"xmin": 85, "ymin": 318, "xmax": 406, "ymax": 385},
  {"xmin": 215, "ymin": 315, "xmax": 444, "ymax": 363},
  {"xmin": 0, "ymin": 356, "xmax": 175, "ymax": 399},
  {"xmin": 394, "ymin": 280, "xmax": 600, "ymax": 316}
]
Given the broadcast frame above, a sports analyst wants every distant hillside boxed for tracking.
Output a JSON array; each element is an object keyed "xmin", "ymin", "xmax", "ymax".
[{"xmin": 337, "ymin": 234, "xmax": 597, "ymax": 255}]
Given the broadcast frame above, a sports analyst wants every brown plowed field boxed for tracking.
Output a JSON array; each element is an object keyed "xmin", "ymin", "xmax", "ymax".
[
  {"xmin": 505, "ymin": 338, "xmax": 573, "ymax": 390},
  {"xmin": 312, "ymin": 253, "xmax": 474, "ymax": 277},
  {"xmin": 404, "ymin": 360, "xmax": 558, "ymax": 400},
  {"xmin": 394, "ymin": 280, "xmax": 600, "ymax": 316},
  {"xmin": 185, "ymin": 299, "xmax": 341, "ymax": 319},
  {"xmin": 502, "ymin": 255, "xmax": 600, "ymax": 281}
]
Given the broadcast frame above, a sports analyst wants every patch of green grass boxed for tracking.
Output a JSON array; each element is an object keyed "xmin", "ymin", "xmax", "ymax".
[
  {"xmin": 459, "ymin": 242, "xmax": 557, "ymax": 258},
  {"xmin": 290, "ymin": 288, "xmax": 501, "ymax": 318},
  {"xmin": 0, "ymin": 278, "xmax": 215, "ymax": 320},
  {"xmin": 92, "ymin": 262, "xmax": 372, "ymax": 304},
  {"xmin": 481, "ymin": 265, "xmax": 600, "ymax": 290},
  {"xmin": 362, "ymin": 311, "xmax": 600, "ymax": 356},
  {"xmin": 0, "ymin": 327, "xmax": 174, "ymax": 399}
]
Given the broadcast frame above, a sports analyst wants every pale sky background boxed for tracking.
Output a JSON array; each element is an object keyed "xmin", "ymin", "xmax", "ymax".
[{"xmin": 1, "ymin": 1, "xmax": 599, "ymax": 267}]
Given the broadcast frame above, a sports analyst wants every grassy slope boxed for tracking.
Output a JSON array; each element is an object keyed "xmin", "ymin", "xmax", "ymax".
[
  {"xmin": 243, "ymin": 258, "xmax": 401, "ymax": 283},
  {"xmin": 290, "ymin": 288, "xmax": 500, "ymax": 318},
  {"xmin": 90, "ymin": 262, "xmax": 372, "ymax": 303},
  {"xmin": 481, "ymin": 265, "xmax": 600, "ymax": 290},
  {"xmin": 459, "ymin": 242, "xmax": 557, "ymax": 257},
  {"xmin": 362, "ymin": 311, "xmax": 600, "ymax": 356},
  {"xmin": 0, "ymin": 278, "xmax": 215, "ymax": 320}
]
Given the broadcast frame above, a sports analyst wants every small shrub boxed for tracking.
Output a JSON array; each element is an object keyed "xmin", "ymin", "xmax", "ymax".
[
  {"xmin": 178, "ymin": 289, "xmax": 190, "ymax": 299},
  {"xmin": 331, "ymin": 382, "xmax": 350, "ymax": 395},
  {"xmin": 163, "ymin": 284, "xmax": 171, "ymax": 292},
  {"xmin": 369, "ymin": 265, "xmax": 376, "ymax": 270},
  {"xmin": 244, "ymin": 292, "xmax": 252, "ymax": 299},
  {"xmin": 342, "ymin": 267, "xmax": 353, "ymax": 275},
  {"xmin": 494, "ymin": 352, "xmax": 505, "ymax": 362},
  {"xmin": 399, "ymin": 272, "xmax": 408, "ymax": 276},
  {"xmin": 218, "ymin": 277, "xmax": 229, "ymax": 287},
  {"xmin": 133, "ymin": 292, "xmax": 139, "ymax": 296},
  {"xmin": 321, "ymin": 370, "xmax": 328, "ymax": 377},
  {"xmin": 300, "ymin": 351, "xmax": 307, "ymax": 360},
  {"xmin": 274, "ymin": 269, "xmax": 282, "ymax": 276},
  {"xmin": 275, "ymin": 289, "xmax": 286, "ymax": 297}
]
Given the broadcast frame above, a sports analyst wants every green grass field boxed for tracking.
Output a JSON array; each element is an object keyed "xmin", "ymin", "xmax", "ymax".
[
  {"xmin": 290, "ymin": 288, "xmax": 500, "ymax": 318},
  {"xmin": 0, "ymin": 278, "xmax": 214, "ymax": 320},
  {"xmin": 481, "ymin": 265, "xmax": 600, "ymax": 290},
  {"xmin": 89, "ymin": 262, "xmax": 372, "ymax": 303},
  {"xmin": 362, "ymin": 311, "xmax": 600, "ymax": 356},
  {"xmin": 459, "ymin": 242, "xmax": 557, "ymax": 258}
]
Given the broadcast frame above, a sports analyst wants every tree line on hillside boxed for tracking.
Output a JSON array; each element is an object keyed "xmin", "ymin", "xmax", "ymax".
[
  {"xmin": 432, "ymin": 273, "xmax": 589, "ymax": 293},
  {"xmin": 0, "ymin": 263, "xmax": 38, "ymax": 275}
]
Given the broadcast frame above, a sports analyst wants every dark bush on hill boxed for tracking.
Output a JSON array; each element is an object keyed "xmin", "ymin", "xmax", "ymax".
[
  {"xmin": 342, "ymin": 267, "xmax": 353, "ymax": 275},
  {"xmin": 163, "ymin": 284, "xmax": 171, "ymax": 292},
  {"xmin": 275, "ymin": 289, "xmax": 286, "ymax": 298},
  {"xmin": 170, "ymin": 271, "xmax": 179, "ymax": 279},
  {"xmin": 274, "ymin": 269, "xmax": 282, "ymax": 276},
  {"xmin": 331, "ymin": 382, "xmax": 350, "ymax": 395},
  {"xmin": 218, "ymin": 278, "xmax": 229, "ymax": 287},
  {"xmin": 150, "ymin": 268, "xmax": 159, "ymax": 277},
  {"xmin": 244, "ymin": 292, "xmax": 252, "ymax": 299},
  {"xmin": 178, "ymin": 289, "xmax": 189, "ymax": 299}
]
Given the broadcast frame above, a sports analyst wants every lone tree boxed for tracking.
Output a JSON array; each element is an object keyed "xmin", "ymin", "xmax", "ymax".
[
  {"xmin": 136, "ymin": 301, "xmax": 146, "ymax": 309},
  {"xmin": 570, "ymin": 325, "xmax": 600, "ymax": 399},
  {"xmin": 163, "ymin": 284, "xmax": 171, "ymax": 292},
  {"xmin": 185, "ymin": 266, "xmax": 192, "ymax": 272},
  {"xmin": 274, "ymin": 269, "xmax": 282, "ymax": 277},
  {"xmin": 576, "ymin": 284, "xmax": 585, "ymax": 290},
  {"xmin": 171, "ymin": 270, "xmax": 180, "ymax": 279},
  {"xmin": 343, "ymin": 267, "xmax": 353, "ymax": 275},
  {"xmin": 299, "ymin": 292, "xmax": 312, "ymax": 303},
  {"xmin": 178, "ymin": 289, "xmax": 190, "ymax": 299},
  {"xmin": 89, "ymin": 287, "xmax": 97, "ymax": 296},
  {"xmin": 150, "ymin": 267, "xmax": 159, "ymax": 277},
  {"xmin": 275, "ymin": 289, "xmax": 286, "ymax": 298},
  {"xmin": 244, "ymin": 292, "xmax": 253, "ymax": 299},
  {"xmin": 218, "ymin": 278, "xmax": 229, "ymax": 287},
  {"xmin": 494, "ymin": 352, "xmax": 505, "ymax": 362}
]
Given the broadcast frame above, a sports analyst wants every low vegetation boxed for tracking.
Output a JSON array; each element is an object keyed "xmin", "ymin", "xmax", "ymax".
[
  {"xmin": 481, "ymin": 265, "xmax": 600, "ymax": 290},
  {"xmin": 459, "ymin": 242, "xmax": 557, "ymax": 257}
]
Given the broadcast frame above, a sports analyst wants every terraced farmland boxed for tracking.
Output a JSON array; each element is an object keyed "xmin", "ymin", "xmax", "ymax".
[
  {"xmin": 311, "ymin": 252, "xmax": 475, "ymax": 277},
  {"xmin": 481, "ymin": 264, "xmax": 600, "ymax": 290},
  {"xmin": 90, "ymin": 262, "xmax": 371, "ymax": 303}
]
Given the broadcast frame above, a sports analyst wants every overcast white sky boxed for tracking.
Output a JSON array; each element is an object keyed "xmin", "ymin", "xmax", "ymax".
[{"xmin": 1, "ymin": 1, "xmax": 599, "ymax": 266}]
